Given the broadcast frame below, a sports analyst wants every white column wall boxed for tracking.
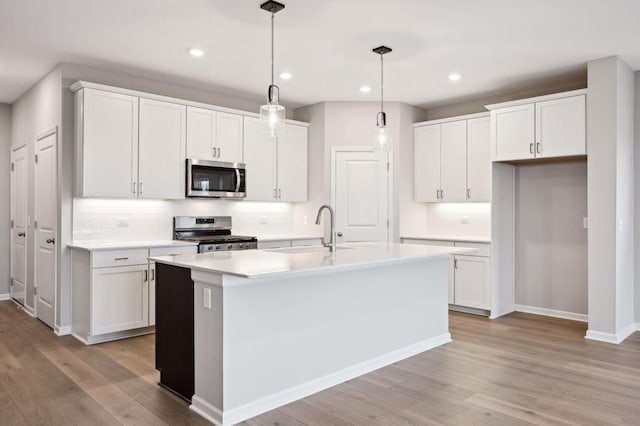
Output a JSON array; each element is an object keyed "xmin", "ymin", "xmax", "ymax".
[{"xmin": 0, "ymin": 104, "xmax": 11, "ymax": 297}]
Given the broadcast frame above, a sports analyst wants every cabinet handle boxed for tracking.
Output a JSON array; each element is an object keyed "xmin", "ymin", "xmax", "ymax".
[
  {"xmin": 454, "ymin": 258, "xmax": 458, "ymax": 269},
  {"xmin": 133, "ymin": 182, "xmax": 136, "ymax": 194},
  {"xmin": 114, "ymin": 257, "xmax": 129, "ymax": 261},
  {"xmin": 278, "ymin": 188, "xmax": 282, "ymax": 199},
  {"xmin": 143, "ymin": 270, "xmax": 148, "ymax": 282},
  {"xmin": 217, "ymin": 147, "xmax": 221, "ymax": 158},
  {"xmin": 441, "ymin": 189, "xmax": 444, "ymax": 199},
  {"xmin": 139, "ymin": 182, "xmax": 143, "ymax": 195},
  {"xmin": 273, "ymin": 188, "xmax": 277, "ymax": 198},
  {"xmin": 467, "ymin": 188, "xmax": 471, "ymax": 199},
  {"xmin": 536, "ymin": 143, "xmax": 541, "ymax": 154},
  {"xmin": 212, "ymin": 147, "xmax": 217, "ymax": 157},
  {"xmin": 151, "ymin": 268, "xmax": 155, "ymax": 281}
]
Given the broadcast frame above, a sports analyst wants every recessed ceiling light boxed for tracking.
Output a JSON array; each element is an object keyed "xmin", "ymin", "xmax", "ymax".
[
  {"xmin": 448, "ymin": 73, "xmax": 462, "ymax": 81},
  {"xmin": 360, "ymin": 85, "xmax": 371, "ymax": 93},
  {"xmin": 279, "ymin": 72, "xmax": 293, "ymax": 80},
  {"xmin": 188, "ymin": 48, "xmax": 205, "ymax": 57}
]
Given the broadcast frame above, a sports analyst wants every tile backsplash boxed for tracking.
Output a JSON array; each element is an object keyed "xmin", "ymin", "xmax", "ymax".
[{"xmin": 73, "ymin": 198, "xmax": 302, "ymax": 242}]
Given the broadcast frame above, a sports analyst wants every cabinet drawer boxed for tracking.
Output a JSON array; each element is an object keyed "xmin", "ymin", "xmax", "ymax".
[
  {"xmin": 454, "ymin": 242, "xmax": 490, "ymax": 257},
  {"xmin": 258, "ymin": 240, "xmax": 292, "ymax": 249},
  {"xmin": 402, "ymin": 238, "xmax": 455, "ymax": 247},
  {"xmin": 92, "ymin": 249, "xmax": 150, "ymax": 268},
  {"xmin": 149, "ymin": 245, "xmax": 197, "ymax": 257},
  {"xmin": 291, "ymin": 238, "xmax": 322, "ymax": 247}
]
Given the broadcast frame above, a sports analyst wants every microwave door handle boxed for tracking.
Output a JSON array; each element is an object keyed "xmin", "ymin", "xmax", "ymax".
[{"xmin": 235, "ymin": 168, "xmax": 241, "ymax": 193}]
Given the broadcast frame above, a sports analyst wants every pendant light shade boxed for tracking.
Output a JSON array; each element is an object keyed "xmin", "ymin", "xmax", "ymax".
[
  {"xmin": 372, "ymin": 46, "xmax": 392, "ymax": 152},
  {"xmin": 260, "ymin": 1, "xmax": 286, "ymax": 138}
]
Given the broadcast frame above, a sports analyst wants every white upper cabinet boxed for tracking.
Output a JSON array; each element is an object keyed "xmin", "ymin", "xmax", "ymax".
[
  {"xmin": 488, "ymin": 90, "xmax": 586, "ymax": 162},
  {"xmin": 186, "ymin": 107, "xmax": 243, "ymax": 163},
  {"xmin": 414, "ymin": 125, "xmax": 441, "ymax": 202},
  {"xmin": 535, "ymin": 95, "xmax": 585, "ymax": 158},
  {"xmin": 77, "ymin": 88, "xmax": 139, "ymax": 198},
  {"xmin": 277, "ymin": 124, "xmax": 308, "ymax": 202},
  {"xmin": 440, "ymin": 121, "xmax": 467, "ymax": 202},
  {"xmin": 138, "ymin": 98, "xmax": 186, "ymax": 200},
  {"xmin": 415, "ymin": 113, "xmax": 491, "ymax": 203},
  {"xmin": 491, "ymin": 104, "xmax": 535, "ymax": 161},
  {"xmin": 243, "ymin": 117, "xmax": 308, "ymax": 202},
  {"xmin": 216, "ymin": 112, "xmax": 244, "ymax": 163},
  {"xmin": 467, "ymin": 117, "xmax": 491, "ymax": 201}
]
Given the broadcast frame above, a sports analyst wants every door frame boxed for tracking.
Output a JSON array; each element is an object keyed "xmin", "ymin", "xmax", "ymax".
[
  {"xmin": 34, "ymin": 126, "xmax": 58, "ymax": 327},
  {"xmin": 9, "ymin": 143, "xmax": 28, "ymax": 305},
  {"xmin": 330, "ymin": 146, "xmax": 393, "ymax": 243}
]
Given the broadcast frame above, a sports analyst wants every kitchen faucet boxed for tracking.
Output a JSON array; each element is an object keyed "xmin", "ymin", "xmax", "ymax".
[{"xmin": 315, "ymin": 205, "xmax": 336, "ymax": 252}]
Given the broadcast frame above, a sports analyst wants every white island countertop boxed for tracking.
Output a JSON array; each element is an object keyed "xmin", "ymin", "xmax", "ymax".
[
  {"xmin": 150, "ymin": 242, "xmax": 474, "ymax": 279},
  {"xmin": 401, "ymin": 234, "xmax": 491, "ymax": 244}
]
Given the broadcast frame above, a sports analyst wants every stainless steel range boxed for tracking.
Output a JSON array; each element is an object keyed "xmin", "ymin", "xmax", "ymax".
[{"xmin": 173, "ymin": 216, "xmax": 257, "ymax": 253}]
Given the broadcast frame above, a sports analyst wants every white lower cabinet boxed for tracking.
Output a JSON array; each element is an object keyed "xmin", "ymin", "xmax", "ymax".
[
  {"xmin": 401, "ymin": 238, "xmax": 491, "ymax": 312},
  {"xmin": 91, "ymin": 264, "xmax": 149, "ymax": 335},
  {"xmin": 257, "ymin": 238, "xmax": 323, "ymax": 249},
  {"xmin": 71, "ymin": 244, "xmax": 197, "ymax": 344}
]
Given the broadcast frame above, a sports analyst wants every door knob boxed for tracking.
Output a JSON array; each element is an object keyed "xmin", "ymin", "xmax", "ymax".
[
  {"xmin": 18, "ymin": 232, "xmax": 25, "ymax": 237},
  {"xmin": 46, "ymin": 238, "xmax": 55, "ymax": 244},
  {"xmin": 337, "ymin": 232, "xmax": 343, "ymax": 237}
]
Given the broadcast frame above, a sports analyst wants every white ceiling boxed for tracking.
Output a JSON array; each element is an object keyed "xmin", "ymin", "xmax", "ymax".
[{"xmin": 1, "ymin": 0, "xmax": 639, "ymax": 108}]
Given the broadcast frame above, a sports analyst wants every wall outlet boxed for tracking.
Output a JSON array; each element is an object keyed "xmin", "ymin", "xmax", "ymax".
[
  {"xmin": 303, "ymin": 215, "xmax": 308, "ymax": 225},
  {"xmin": 203, "ymin": 287, "xmax": 212, "ymax": 310},
  {"xmin": 460, "ymin": 216, "xmax": 469, "ymax": 225},
  {"xmin": 259, "ymin": 216, "xmax": 267, "ymax": 225}
]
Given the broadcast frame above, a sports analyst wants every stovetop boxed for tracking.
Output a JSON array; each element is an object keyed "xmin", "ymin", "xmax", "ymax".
[{"xmin": 178, "ymin": 235, "xmax": 257, "ymax": 244}]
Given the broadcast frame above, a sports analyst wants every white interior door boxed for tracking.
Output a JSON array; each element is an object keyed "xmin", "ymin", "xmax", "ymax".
[
  {"xmin": 10, "ymin": 146, "xmax": 28, "ymax": 305},
  {"xmin": 334, "ymin": 150, "xmax": 389, "ymax": 243},
  {"xmin": 35, "ymin": 131, "xmax": 57, "ymax": 328}
]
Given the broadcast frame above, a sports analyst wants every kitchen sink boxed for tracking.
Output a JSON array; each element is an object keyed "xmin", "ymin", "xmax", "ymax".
[{"xmin": 266, "ymin": 245, "xmax": 353, "ymax": 254}]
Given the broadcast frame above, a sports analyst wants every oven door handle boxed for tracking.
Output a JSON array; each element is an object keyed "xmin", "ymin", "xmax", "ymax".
[{"xmin": 235, "ymin": 168, "xmax": 241, "ymax": 193}]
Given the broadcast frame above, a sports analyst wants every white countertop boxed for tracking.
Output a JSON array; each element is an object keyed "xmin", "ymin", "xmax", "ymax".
[
  {"xmin": 255, "ymin": 234, "xmax": 324, "ymax": 242},
  {"xmin": 401, "ymin": 234, "xmax": 491, "ymax": 244},
  {"xmin": 150, "ymin": 242, "xmax": 474, "ymax": 279},
  {"xmin": 68, "ymin": 240, "xmax": 198, "ymax": 251}
]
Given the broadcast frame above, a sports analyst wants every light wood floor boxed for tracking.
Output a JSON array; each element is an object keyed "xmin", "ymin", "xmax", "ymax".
[{"xmin": 2, "ymin": 301, "xmax": 640, "ymax": 426}]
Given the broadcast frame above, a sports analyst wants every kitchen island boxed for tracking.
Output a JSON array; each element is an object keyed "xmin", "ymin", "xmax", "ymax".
[{"xmin": 151, "ymin": 242, "xmax": 472, "ymax": 425}]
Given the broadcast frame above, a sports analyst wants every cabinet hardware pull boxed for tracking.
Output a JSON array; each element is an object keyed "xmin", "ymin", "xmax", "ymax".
[
  {"xmin": 139, "ymin": 182, "xmax": 143, "ymax": 194},
  {"xmin": 114, "ymin": 257, "xmax": 128, "ymax": 261},
  {"xmin": 133, "ymin": 182, "xmax": 137, "ymax": 194},
  {"xmin": 536, "ymin": 143, "xmax": 541, "ymax": 154},
  {"xmin": 529, "ymin": 143, "xmax": 534, "ymax": 154},
  {"xmin": 454, "ymin": 259, "xmax": 458, "ymax": 269},
  {"xmin": 436, "ymin": 190, "xmax": 439, "ymax": 199},
  {"xmin": 273, "ymin": 188, "xmax": 277, "ymax": 198},
  {"xmin": 212, "ymin": 147, "xmax": 217, "ymax": 157},
  {"xmin": 467, "ymin": 188, "xmax": 471, "ymax": 199},
  {"xmin": 218, "ymin": 147, "xmax": 221, "ymax": 157},
  {"xmin": 278, "ymin": 188, "xmax": 282, "ymax": 199},
  {"xmin": 441, "ymin": 189, "xmax": 444, "ymax": 199},
  {"xmin": 46, "ymin": 238, "xmax": 55, "ymax": 245},
  {"xmin": 143, "ymin": 270, "xmax": 148, "ymax": 282},
  {"xmin": 151, "ymin": 269, "xmax": 155, "ymax": 281}
]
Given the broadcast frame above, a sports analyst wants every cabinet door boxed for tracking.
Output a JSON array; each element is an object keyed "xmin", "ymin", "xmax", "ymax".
[
  {"xmin": 491, "ymin": 104, "xmax": 535, "ymax": 161},
  {"xmin": 440, "ymin": 121, "xmax": 467, "ymax": 201},
  {"xmin": 535, "ymin": 95, "xmax": 586, "ymax": 158},
  {"xmin": 414, "ymin": 125, "xmax": 441, "ymax": 202},
  {"xmin": 243, "ymin": 116, "xmax": 277, "ymax": 201},
  {"xmin": 467, "ymin": 117, "xmax": 491, "ymax": 201},
  {"xmin": 277, "ymin": 124, "xmax": 308, "ymax": 202},
  {"xmin": 216, "ymin": 112, "xmax": 244, "ymax": 163},
  {"xmin": 453, "ymin": 255, "xmax": 490, "ymax": 309},
  {"xmin": 149, "ymin": 262, "xmax": 156, "ymax": 326},
  {"xmin": 138, "ymin": 98, "xmax": 186, "ymax": 199},
  {"xmin": 91, "ymin": 265, "xmax": 149, "ymax": 335},
  {"xmin": 81, "ymin": 89, "xmax": 138, "ymax": 198},
  {"xmin": 186, "ymin": 106, "xmax": 215, "ymax": 160}
]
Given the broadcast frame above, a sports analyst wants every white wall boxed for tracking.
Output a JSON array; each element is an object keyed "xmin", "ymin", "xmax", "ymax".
[
  {"xmin": 635, "ymin": 70, "xmax": 640, "ymax": 323},
  {"xmin": 10, "ymin": 66, "xmax": 62, "ymax": 315},
  {"xmin": 586, "ymin": 56, "xmax": 635, "ymax": 341},
  {"xmin": 0, "ymin": 104, "xmax": 11, "ymax": 296},
  {"xmin": 515, "ymin": 162, "xmax": 588, "ymax": 315}
]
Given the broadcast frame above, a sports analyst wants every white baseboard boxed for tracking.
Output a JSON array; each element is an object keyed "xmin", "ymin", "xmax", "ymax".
[
  {"xmin": 55, "ymin": 325, "xmax": 72, "ymax": 336},
  {"xmin": 514, "ymin": 304, "xmax": 588, "ymax": 323},
  {"xmin": 0, "ymin": 293, "xmax": 9, "ymax": 301},
  {"xmin": 191, "ymin": 333, "xmax": 452, "ymax": 426},
  {"xmin": 586, "ymin": 323, "xmax": 637, "ymax": 344},
  {"xmin": 71, "ymin": 326, "xmax": 155, "ymax": 345}
]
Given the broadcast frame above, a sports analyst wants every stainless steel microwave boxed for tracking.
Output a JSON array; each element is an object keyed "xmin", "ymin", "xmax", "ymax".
[{"xmin": 186, "ymin": 159, "xmax": 246, "ymax": 199}]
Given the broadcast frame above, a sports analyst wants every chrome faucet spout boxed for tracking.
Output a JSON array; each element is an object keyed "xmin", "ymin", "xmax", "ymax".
[{"xmin": 315, "ymin": 205, "xmax": 336, "ymax": 252}]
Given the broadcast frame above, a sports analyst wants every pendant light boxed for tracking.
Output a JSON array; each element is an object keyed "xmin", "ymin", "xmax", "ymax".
[
  {"xmin": 259, "ymin": 0, "xmax": 286, "ymax": 138},
  {"xmin": 372, "ymin": 45, "xmax": 392, "ymax": 152}
]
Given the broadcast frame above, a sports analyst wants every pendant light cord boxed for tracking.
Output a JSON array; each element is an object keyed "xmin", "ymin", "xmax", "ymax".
[
  {"xmin": 380, "ymin": 53, "xmax": 384, "ymax": 113},
  {"xmin": 271, "ymin": 12, "xmax": 275, "ymax": 86}
]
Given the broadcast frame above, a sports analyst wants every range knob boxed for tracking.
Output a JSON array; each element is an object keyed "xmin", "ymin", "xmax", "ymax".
[
  {"xmin": 227, "ymin": 244, "xmax": 233, "ymax": 250},
  {"xmin": 216, "ymin": 245, "xmax": 222, "ymax": 250}
]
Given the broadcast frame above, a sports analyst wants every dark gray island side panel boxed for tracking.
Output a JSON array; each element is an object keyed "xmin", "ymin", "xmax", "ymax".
[{"xmin": 155, "ymin": 263, "xmax": 194, "ymax": 401}]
